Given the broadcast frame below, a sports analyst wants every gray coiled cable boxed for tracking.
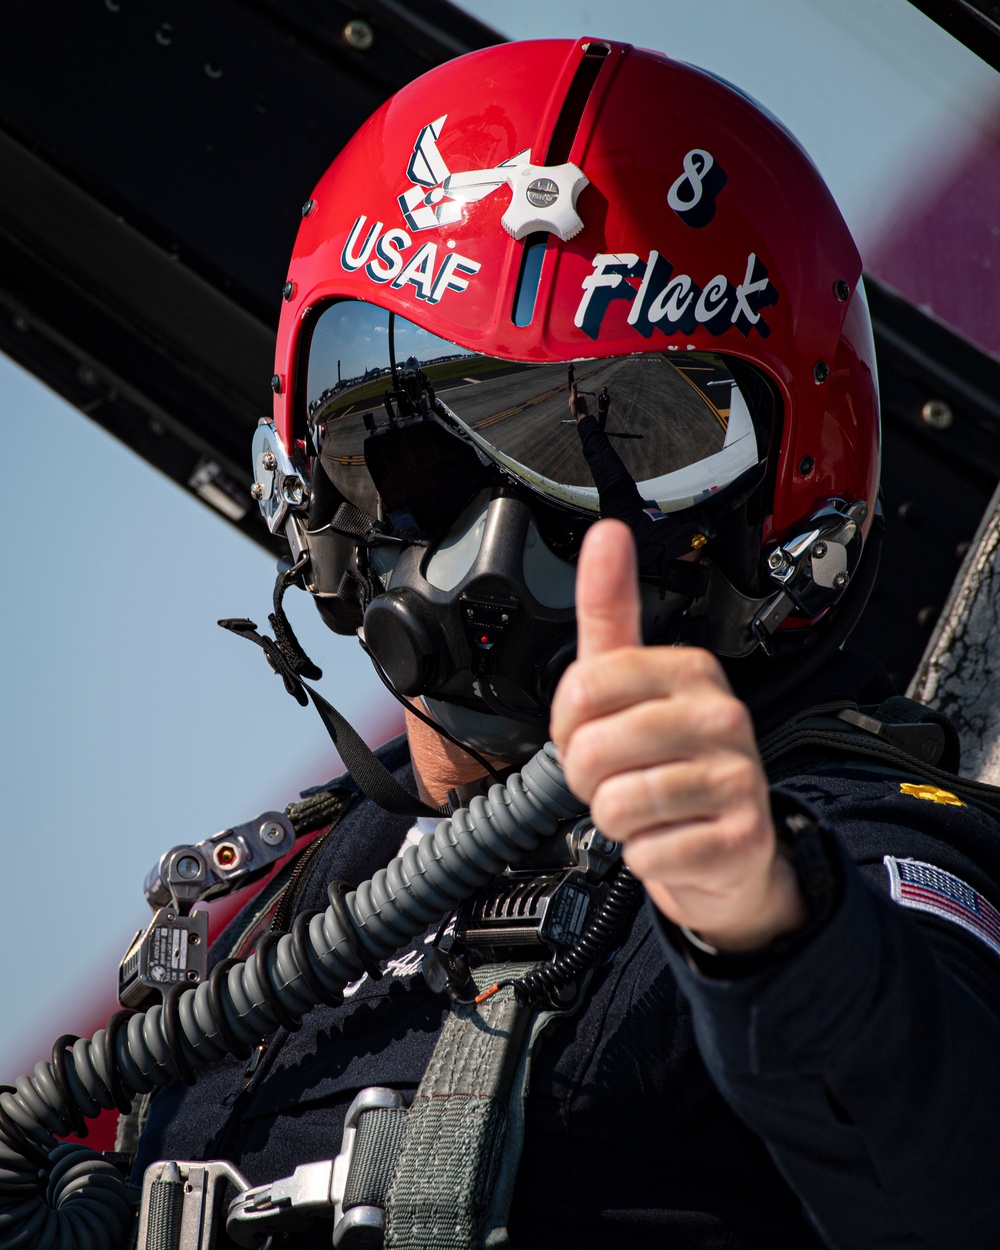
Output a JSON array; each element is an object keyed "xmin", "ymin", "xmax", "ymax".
[{"xmin": 0, "ymin": 744, "xmax": 583, "ymax": 1250}]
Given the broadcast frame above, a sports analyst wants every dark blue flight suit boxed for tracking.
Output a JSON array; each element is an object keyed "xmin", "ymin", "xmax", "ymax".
[{"xmin": 134, "ymin": 652, "xmax": 1000, "ymax": 1248}]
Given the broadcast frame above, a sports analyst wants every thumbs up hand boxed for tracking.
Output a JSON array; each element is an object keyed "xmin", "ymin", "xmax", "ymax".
[{"xmin": 550, "ymin": 520, "xmax": 807, "ymax": 952}]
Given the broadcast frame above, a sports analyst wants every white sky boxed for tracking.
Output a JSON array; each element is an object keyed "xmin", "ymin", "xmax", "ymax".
[{"xmin": 1, "ymin": 0, "xmax": 995, "ymax": 1073}]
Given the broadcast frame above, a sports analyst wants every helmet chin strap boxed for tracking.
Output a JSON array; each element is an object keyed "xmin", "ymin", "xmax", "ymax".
[{"xmin": 220, "ymin": 561, "xmax": 446, "ymax": 819}]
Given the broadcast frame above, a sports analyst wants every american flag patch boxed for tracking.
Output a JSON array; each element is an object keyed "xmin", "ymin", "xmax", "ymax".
[{"xmin": 885, "ymin": 856, "xmax": 1000, "ymax": 961}]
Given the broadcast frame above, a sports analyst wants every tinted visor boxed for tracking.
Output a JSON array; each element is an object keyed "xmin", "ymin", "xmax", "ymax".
[{"xmin": 303, "ymin": 299, "xmax": 760, "ymax": 532}]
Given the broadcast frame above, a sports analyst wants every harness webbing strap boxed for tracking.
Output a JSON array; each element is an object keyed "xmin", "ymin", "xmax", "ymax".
[
  {"xmin": 345, "ymin": 1107, "xmax": 409, "ymax": 1210},
  {"xmin": 330, "ymin": 963, "xmax": 574, "ymax": 1250},
  {"xmin": 759, "ymin": 713, "xmax": 1000, "ymax": 818},
  {"xmin": 384, "ymin": 963, "xmax": 542, "ymax": 1250}
]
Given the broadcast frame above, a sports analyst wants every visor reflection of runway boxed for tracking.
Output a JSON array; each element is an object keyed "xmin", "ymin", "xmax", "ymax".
[
  {"xmin": 320, "ymin": 354, "xmax": 731, "ymax": 489},
  {"xmin": 440, "ymin": 356, "xmax": 729, "ymax": 487}
]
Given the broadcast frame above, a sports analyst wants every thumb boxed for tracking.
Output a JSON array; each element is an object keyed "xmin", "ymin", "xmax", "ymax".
[{"xmin": 575, "ymin": 519, "xmax": 642, "ymax": 662}]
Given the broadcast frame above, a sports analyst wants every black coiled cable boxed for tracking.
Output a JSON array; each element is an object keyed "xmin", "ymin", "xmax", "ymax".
[
  {"xmin": 51, "ymin": 1037, "xmax": 87, "ymax": 1140},
  {"xmin": 327, "ymin": 880, "xmax": 383, "ymax": 981},
  {"xmin": 207, "ymin": 959, "xmax": 255, "ymax": 1061},
  {"xmin": 0, "ymin": 1087, "xmax": 48, "ymax": 1172},
  {"xmin": 290, "ymin": 910, "xmax": 343, "ymax": 1007},
  {"xmin": 102, "ymin": 1011, "xmax": 140, "ymax": 1109},
  {"xmin": 508, "ymin": 863, "xmax": 644, "ymax": 1008},
  {"xmin": 253, "ymin": 933, "xmax": 305, "ymax": 1032}
]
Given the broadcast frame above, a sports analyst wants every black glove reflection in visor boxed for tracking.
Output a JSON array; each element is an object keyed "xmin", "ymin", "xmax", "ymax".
[{"xmin": 299, "ymin": 298, "xmax": 763, "ymax": 755}]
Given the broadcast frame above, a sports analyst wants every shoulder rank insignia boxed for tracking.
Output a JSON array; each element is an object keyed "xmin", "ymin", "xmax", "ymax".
[{"xmin": 899, "ymin": 782, "xmax": 964, "ymax": 807}]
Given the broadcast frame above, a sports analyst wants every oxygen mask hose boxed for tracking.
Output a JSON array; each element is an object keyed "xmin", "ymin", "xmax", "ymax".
[{"xmin": 0, "ymin": 743, "xmax": 585, "ymax": 1250}]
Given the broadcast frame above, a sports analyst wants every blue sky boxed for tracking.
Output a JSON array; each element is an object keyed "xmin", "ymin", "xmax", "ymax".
[{"xmin": 1, "ymin": 0, "xmax": 994, "ymax": 1072}]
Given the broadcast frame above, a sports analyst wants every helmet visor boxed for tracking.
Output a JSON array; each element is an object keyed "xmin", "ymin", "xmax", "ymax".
[{"xmin": 303, "ymin": 299, "xmax": 760, "ymax": 517}]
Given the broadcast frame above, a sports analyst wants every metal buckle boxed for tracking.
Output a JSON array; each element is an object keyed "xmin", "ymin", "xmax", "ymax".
[
  {"xmin": 121, "ymin": 810, "xmax": 296, "ymax": 1009},
  {"xmin": 332, "ymin": 1087, "xmax": 409, "ymax": 1248},
  {"xmin": 135, "ymin": 1159, "xmax": 250, "ymax": 1250},
  {"xmin": 227, "ymin": 1158, "xmax": 337, "ymax": 1248},
  {"xmin": 224, "ymin": 1086, "xmax": 409, "ymax": 1250}
]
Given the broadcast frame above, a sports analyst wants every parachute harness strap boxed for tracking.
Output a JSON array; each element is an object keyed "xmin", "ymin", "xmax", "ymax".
[
  {"xmin": 225, "ymin": 962, "xmax": 582, "ymax": 1250},
  {"xmin": 384, "ymin": 964, "xmax": 577, "ymax": 1250},
  {"xmin": 219, "ymin": 563, "xmax": 441, "ymax": 820}
]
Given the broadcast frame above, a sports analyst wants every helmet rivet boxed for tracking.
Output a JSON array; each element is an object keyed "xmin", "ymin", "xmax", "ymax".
[
  {"xmin": 301, "ymin": 199, "xmax": 316, "ymax": 218},
  {"xmin": 282, "ymin": 281, "xmax": 296, "ymax": 302},
  {"xmin": 250, "ymin": 482, "xmax": 264, "ymax": 501},
  {"xmin": 342, "ymin": 18, "xmax": 374, "ymax": 50},
  {"xmin": 921, "ymin": 399, "xmax": 953, "ymax": 430},
  {"xmin": 798, "ymin": 455, "xmax": 815, "ymax": 476},
  {"xmin": 834, "ymin": 280, "xmax": 851, "ymax": 302},
  {"xmin": 271, "ymin": 374, "xmax": 282, "ymax": 394},
  {"xmin": 813, "ymin": 361, "xmax": 830, "ymax": 384},
  {"xmin": 526, "ymin": 177, "xmax": 559, "ymax": 208}
]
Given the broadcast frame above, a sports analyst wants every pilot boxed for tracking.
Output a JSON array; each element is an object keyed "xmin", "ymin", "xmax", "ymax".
[
  {"xmin": 4, "ymin": 36, "xmax": 1000, "ymax": 1250},
  {"xmin": 135, "ymin": 35, "xmax": 1000, "ymax": 1250},
  {"xmin": 135, "ymin": 35, "xmax": 1000, "ymax": 1249}
]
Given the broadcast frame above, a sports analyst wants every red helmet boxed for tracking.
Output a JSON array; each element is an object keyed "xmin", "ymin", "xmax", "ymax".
[{"xmin": 252, "ymin": 37, "xmax": 880, "ymax": 748}]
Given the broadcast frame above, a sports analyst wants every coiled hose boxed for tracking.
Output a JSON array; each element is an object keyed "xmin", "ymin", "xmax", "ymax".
[
  {"xmin": 0, "ymin": 743, "xmax": 584, "ymax": 1250},
  {"xmin": 506, "ymin": 861, "xmax": 645, "ymax": 1007}
]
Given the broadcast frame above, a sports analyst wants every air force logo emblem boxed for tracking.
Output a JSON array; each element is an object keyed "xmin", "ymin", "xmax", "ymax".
[{"xmin": 398, "ymin": 115, "xmax": 589, "ymax": 242}]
